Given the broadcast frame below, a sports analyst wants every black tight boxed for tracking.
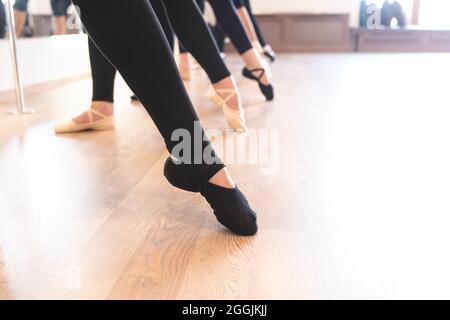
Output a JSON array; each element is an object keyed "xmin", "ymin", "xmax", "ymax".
[
  {"xmin": 90, "ymin": 0, "xmax": 230, "ymax": 102},
  {"xmin": 156, "ymin": 0, "xmax": 229, "ymax": 83},
  {"xmin": 210, "ymin": 24, "xmax": 226, "ymax": 53},
  {"xmin": 89, "ymin": 38, "xmax": 116, "ymax": 102},
  {"xmin": 75, "ymin": 0, "xmax": 224, "ymax": 180},
  {"xmin": 233, "ymin": 0, "xmax": 267, "ymax": 47},
  {"xmin": 179, "ymin": 0, "xmax": 205, "ymax": 54},
  {"xmin": 207, "ymin": 0, "xmax": 252, "ymax": 54},
  {"xmin": 181, "ymin": 0, "xmax": 253, "ymax": 55},
  {"xmin": 150, "ymin": 0, "xmax": 175, "ymax": 51},
  {"xmin": 0, "ymin": 0, "xmax": 6, "ymax": 39}
]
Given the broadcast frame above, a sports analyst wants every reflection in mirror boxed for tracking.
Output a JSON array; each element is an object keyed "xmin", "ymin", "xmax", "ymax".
[
  {"xmin": 1, "ymin": 0, "xmax": 34, "ymax": 114},
  {"xmin": 1, "ymin": 0, "xmax": 6, "ymax": 39},
  {"xmin": 4, "ymin": 0, "xmax": 82, "ymax": 38},
  {"xmin": 1, "ymin": 0, "xmax": 89, "ymax": 113}
]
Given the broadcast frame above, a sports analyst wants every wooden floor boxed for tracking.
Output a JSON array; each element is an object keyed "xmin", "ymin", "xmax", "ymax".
[{"xmin": 2, "ymin": 53, "xmax": 450, "ymax": 299}]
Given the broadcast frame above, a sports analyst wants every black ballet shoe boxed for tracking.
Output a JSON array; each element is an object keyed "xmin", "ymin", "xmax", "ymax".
[
  {"xmin": 163, "ymin": 158, "xmax": 258, "ymax": 236},
  {"xmin": 263, "ymin": 48, "xmax": 276, "ymax": 63},
  {"xmin": 130, "ymin": 95, "xmax": 139, "ymax": 101},
  {"xmin": 242, "ymin": 67, "xmax": 274, "ymax": 101}
]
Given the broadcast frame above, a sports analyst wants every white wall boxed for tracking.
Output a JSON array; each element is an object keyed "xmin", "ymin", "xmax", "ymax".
[
  {"xmin": 21, "ymin": 0, "xmax": 361, "ymax": 28},
  {"xmin": 28, "ymin": 0, "xmax": 362, "ymax": 26},
  {"xmin": 0, "ymin": 34, "xmax": 90, "ymax": 92},
  {"xmin": 1, "ymin": 0, "xmax": 362, "ymax": 92},
  {"xmin": 252, "ymin": 0, "xmax": 361, "ymax": 27}
]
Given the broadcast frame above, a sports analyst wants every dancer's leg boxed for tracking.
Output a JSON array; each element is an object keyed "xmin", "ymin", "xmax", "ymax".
[
  {"xmin": 178, "ymin": 0, "xmax": 206, "ymax": 53},
  {"xmin": 207, "ymin": 0, "xmax": 251, "ymax": 55},
  {"xmin": 50, "ymin": 0, "xmax": 71, "ymax": 35},
  {"xmin": 130, "ymin": 0, "xmax": 176, "ymax": 97},
  {"xmin": 0, "ymin": 1, "xmax": 6, "ymax": 39},
  {"xmin": 58, "ymin": 2, "xmax": 175, "ymax": 127},
  {"xmin": 193, "ymin": 0, "xmax": 227, "ymax": 56},
  {"xmin": 54, "ymin": 37, "xmax": 116, "ymax": 131},
  {"xmin": 59, "ymin": 13, "xmax": 174, "ymax": 127},
  {"xmin": 233, "ymin": 0, "xmax": 260, "ymax": 50},
  {"xmin": 237, "ymin": 0, "xmax": 276, "ymax": 61},
  {"xmin": 72, "ymin": 0, "xmax": 224, "ymax": 179},
  {"xmin": 159, "ymin": 0, "xmax": 247, "ymax": 129},
  {"xmin": 175, "ymin": 0, "xmax": 205, "ymax": 81},
  {"xmin": 58, "ymin": 0, "xmax": 245, "ymax": 131},
  {"xmin": 13, "ymin": 0, "xmax": 28, "ymax": 37},
  {"xmin": 207, "ymin": 0, "xmax": 273, "ymax": 100},
  {"xmin": 163, "ymin": 0, "xmax": 230, "ymax": 84},
  {"xmin": 71, "ymin": 0, "xmax": 257, "ymax": 235},
  {"xmin": 194, "ymin": 0, "xmax": 205, "ymax": 13},
  {"xmin": 150, "ymin": 0, "xmax": 175, "ymax": 51},
  {"xmin": 241, "ymin": 0, "xmax": 266, "ymax": 47},
  {"xmin": 89, "ymin": 38, "xmax": 117, "ymax": 104},
  {"xmin": 211, "ymin": 24, "xmax": 226, "ymax": 55}
]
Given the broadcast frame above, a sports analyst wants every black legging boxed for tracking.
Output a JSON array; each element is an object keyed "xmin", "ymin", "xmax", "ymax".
[
  {"xmin": 74, "ymin": 0, "xmax": 224, "ymax": 180},
  {"xmin": 181, "ymin": 0, "xmax": 252, "ymax": 55},
  {"xmin": 14, "ymin": 0, "xmax": 71, "ymax": 16},
  {"xmin": 159, "ymin": 0, "xmax": 228, "ymax": 83},
  {"xmin": 91, "ymin": 0, "xmax": 230, "ymax": 102},
  {"xmin": 207, "ymin": 0, "xmax": 252, "ymax": 55},
  {"xmin": 0, "ymin": 0, "xmax": 6, "ymax": 39},
  {"xmin": 233, "ymin": 0, "xmax": 267, "ymax": 47},
  {"xmin": 381, "ymin": 0, "xmax": 408, "ymax": 27},
  {"xmin": 210, "ymin": 24, "xmax": 226, "ymax": 53},
  {"xmin": 210, "ymin": 0, "xmax": 268, "ymax": 51},
  {"xmin": 148, "ymin": 0, "xmax": 175, "ymax": 51},
  {"xmin": 179, "ymin": 0, "xmax": 204, "ymax": 54},
  {"xmin": 89, "ymin": 38, "xmax": 116, "ymax": 102}
]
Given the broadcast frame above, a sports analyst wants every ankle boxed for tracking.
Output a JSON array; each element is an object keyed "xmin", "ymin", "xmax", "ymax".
[
  {"xmin": 252, "ymin": 41, "xmax": 263, "ymax": 53},
  {"xmin": 179, "ymin": 53, "xmax": 190, "ymax": 68},
  {"xmin": 213, "ymin": 76, "xmax": 236, "ymax": 91},
  {"xmin": 91, "ymin": 101, "xmax": 114, "ymax": 116},
  {"xmin": 242, "ymin": 48, "xmax": 262, "ymax": 69},
  {"xmin": 208, "ymin": 168, "xmax": 236, "ymax": 189},
  {"xmin": 242, "ymin": 49, "xmax": 271, "ymax": 84},
  {"xmin": 212, "ymin": 77, "xmax": 242, "ymax": 111}
]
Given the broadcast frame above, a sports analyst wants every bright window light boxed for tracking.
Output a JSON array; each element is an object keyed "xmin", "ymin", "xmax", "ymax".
[{"xmin": 419, "ymin": 0, "xmax": 450, "ymax": 28}]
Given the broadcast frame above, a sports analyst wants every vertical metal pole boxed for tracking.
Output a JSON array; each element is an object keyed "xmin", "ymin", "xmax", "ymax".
[{"xmin": 4, "ymin": 0, "xmax": 34, "ymax": 115}]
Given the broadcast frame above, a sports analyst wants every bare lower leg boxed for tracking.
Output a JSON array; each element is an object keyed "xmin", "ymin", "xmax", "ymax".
[
  {"xmin": 213, "ymin": 76, "xmax": 241, "ymax": 111},
  {"xmin": 241, "ymin": 48, "xmax": 271, "ymax": 85},
  {"xmin": 206, "ymin": 79, "xmax": 241, "ymax": 188},
  {"xmin": 168, "ymin": 154, "xmax": 235, "ymax": 189},
  {"xmin": 72, "ymin": 101, "xmax": 114, "ymax": 124},
  {"xmin": 178, "ymin": 52, "xmax": 191, "ymax": 81},
  {"xmin": 209, "ymin": 168, "xmax": 236, "ymax": 189},
  {"xmin": 53, "ymin": 16, "xmax": 67, "ymax": 35},
  {"xmin": 13, "ymin": 10, "xmax": 26, "ymax": 37},
  {"xmin": 236, "ymin": 7, "xmax": 262, "ymax": 52}
]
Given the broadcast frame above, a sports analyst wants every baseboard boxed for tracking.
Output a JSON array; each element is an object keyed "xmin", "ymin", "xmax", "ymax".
[
  {"xmin": 356, "ymin": 27, "xmax": 450, "ymax": 52},
  {"xmin": 226, "ymin": 13, "xmax": 450, "ymax": 53},
  {"xmin": 225, "ymin": 13, "xmax": 353, "ymax": 53}
]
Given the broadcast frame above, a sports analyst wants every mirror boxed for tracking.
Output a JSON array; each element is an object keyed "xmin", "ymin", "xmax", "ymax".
[
  {"xmin": 0, "ymin": 0, "xmax": 33, "ymax": 114},
  {"xmin": 1, "ymin": 0, "xmax": 88, "ymax": 116},
  {"xmin": 5, "ymin": 0, "xmax": 82, "ymax": 38},
  {"xmin": 0, "ymin": 1, "xmax": 6, "ymax": 39}
]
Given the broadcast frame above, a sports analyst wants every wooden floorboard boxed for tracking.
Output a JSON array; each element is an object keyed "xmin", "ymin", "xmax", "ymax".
[{"xmin": 2, "ymin": 54, "xmax": 450, "ymax": 299}]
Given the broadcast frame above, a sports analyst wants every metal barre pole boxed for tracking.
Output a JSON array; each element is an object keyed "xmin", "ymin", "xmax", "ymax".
[{"xmin": 4, "ymin": 0, "xmax": 34, "ymax": 115}]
